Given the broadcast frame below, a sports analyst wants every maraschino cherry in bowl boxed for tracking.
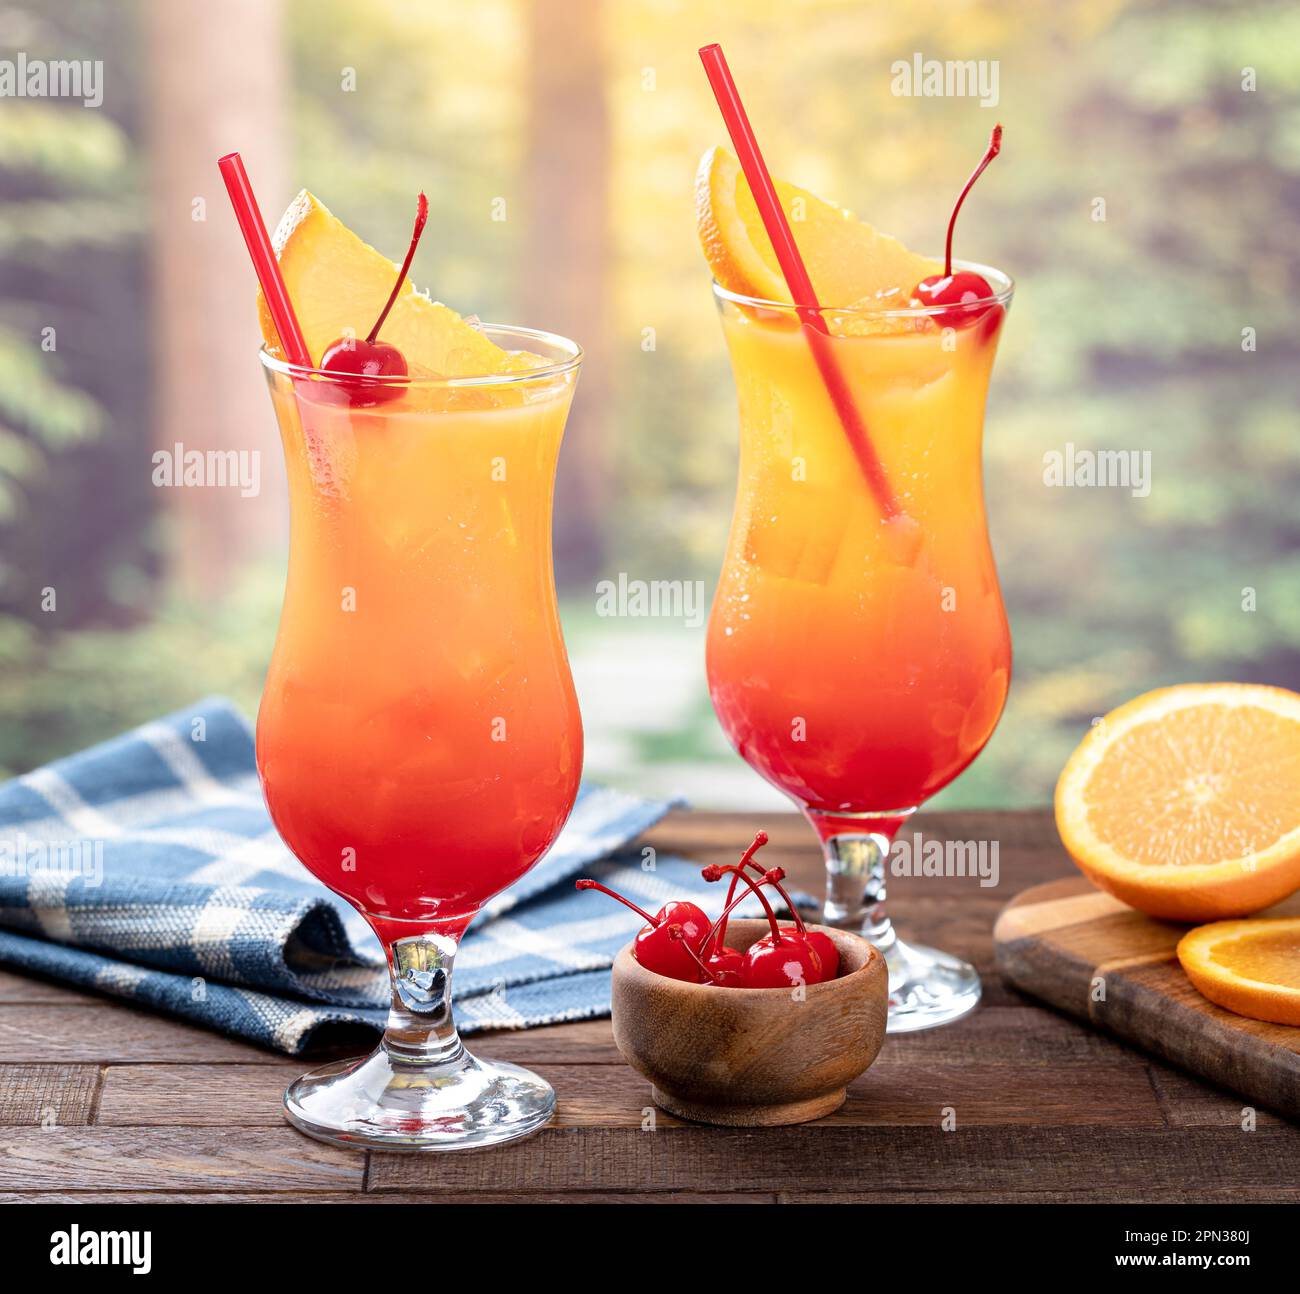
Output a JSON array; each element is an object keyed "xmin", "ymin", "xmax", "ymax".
[{"xmin": 578, "ymin": 834, "xmax": 887, "ymax": 1126}]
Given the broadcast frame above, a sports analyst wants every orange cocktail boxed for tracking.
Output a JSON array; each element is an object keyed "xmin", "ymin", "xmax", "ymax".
[
  {"xmin": 695, "ymin": 109, "xmax": 1013, "ymax": 1030},
  {"xmin": 230, "ymin": 176, "xmax": 585, "ymax": 1149},
  {"xmin": 706, "ymin": 279, "xmax": 1013, "ymax": 1033},
  {"xmin": 257, "ymin": 340, "xmax": 582, "ymax": 933},
  {"xmin": 707, "ymin": 285, "xmax": 1011, "ymax": 821}
]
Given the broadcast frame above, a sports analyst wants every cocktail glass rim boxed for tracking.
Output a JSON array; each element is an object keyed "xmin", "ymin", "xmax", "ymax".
[
  {"xmin": 712, "ymin": 258, "xmax": 1014, "ymax": 319},
  {"xmin": 258, "ymin": 321, "xmax": 583, "ymax": 387}
]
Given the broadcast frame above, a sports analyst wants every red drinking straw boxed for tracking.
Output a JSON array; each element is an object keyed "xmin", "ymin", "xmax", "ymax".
[
  {"xmin": 698, "ymin": 44, "xmax": 902, "ymax": 521},
  {"xmin": 217, "ymin": 152, "xmax": 312, "ymax": 369}
]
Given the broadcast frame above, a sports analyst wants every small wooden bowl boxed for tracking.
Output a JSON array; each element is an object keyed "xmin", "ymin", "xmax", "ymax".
[{"xmin": 611, "ymin": 920, "xmax": 887, "ymax": 1126}]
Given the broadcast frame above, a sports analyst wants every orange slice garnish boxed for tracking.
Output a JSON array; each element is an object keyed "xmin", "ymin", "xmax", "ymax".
[
  {"xmin": 257, "ymin": 190, "xmax": 512, "ymax": 376},
  {"xmin": 1177, "ymin": 918, "xmax": 1300, "ymax": 1025},
  {"xmin": 1055, "ymin": 684, "xmax": 1300, "ymax": 921},
  {"xmin": 695, "ymin": 146, "xmax": 940, "ymax": 308}
]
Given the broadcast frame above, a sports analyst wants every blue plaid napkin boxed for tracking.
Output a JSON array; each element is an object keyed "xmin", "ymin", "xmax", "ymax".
[{"xmin": 0, "ymin": 698, "xmax": 736, "ymax": 1054}]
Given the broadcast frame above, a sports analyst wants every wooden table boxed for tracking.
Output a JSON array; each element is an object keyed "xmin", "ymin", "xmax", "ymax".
[{"xmin": 1, "ymin": 809, "xmax": 1295, "ymax": 1204}]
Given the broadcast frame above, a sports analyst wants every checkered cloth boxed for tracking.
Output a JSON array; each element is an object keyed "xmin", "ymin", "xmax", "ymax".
[{"xmin": 0, "ymin": 698, "xmax": 739, "ymax": 1054}]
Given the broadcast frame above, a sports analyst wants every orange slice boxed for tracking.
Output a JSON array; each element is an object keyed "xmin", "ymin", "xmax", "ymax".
[
  {"xmin": 695, "ymin": 146, "xmax": 940, "ymax": 308},
  {"xmin": 257, "ymin": 190, "xmax": 512, "ymax": 376},
  {"xmin": 1054, "ymin": 684, "xmax": 1300, "ymax": 921},
  {"xmin": 1177, "ymin": 918, "xmax": 1300, "ymax": 1025}
]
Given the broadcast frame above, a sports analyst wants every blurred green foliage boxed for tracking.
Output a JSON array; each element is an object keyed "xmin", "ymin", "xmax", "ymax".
[
  {"xmin": 0, "ymin": 565, "xmax": 280, "ymax": 779},
  {"xmin": 0, "ymin": 1, "xmax": 151, "ymax": 618},
  {"xmin": 2, "ymin": 0, "xmax": 1297, "ymax": 813}
]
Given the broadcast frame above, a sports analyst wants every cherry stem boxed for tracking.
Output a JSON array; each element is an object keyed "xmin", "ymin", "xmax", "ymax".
[
  {"xmin": 703, "ymin": 865, "xmax": 785, "ymax": 949},
  {"xmin": 733, "ymin": 833, "xmax": 804, "ymax": 935},
  {"xmin": 714, "ymin": 831, "xmax": 769, "ymax": 948},
  {"xmin": 575, "ymin": 878, "xmax": 657, "ymax": 927},
  {"xmin": 366, "ymin": 191, "xmax": 428, "ymax": 345},
  {"xmin": 668, "ymin": 924, "xmax": 717, "ymax": 983},
  {"xmin": 943, "ymin": 124, "xmax": 1002, "ymax": 278},
  {"xmin": 737, "ymin": 830, "xmax": 769, "ymax": 870},
  {"xmin": 702, "ymin": 863, "xmax": 782, "ymax": 927},
  {"xmin": 746, "ymin": 864, "xmax": 804, "ymax": 933}
]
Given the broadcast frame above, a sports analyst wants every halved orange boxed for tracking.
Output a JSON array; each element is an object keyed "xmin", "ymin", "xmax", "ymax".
[
  {"xmin": 695, "ymin": 146, "xmax": 940, "ymax": 308},
  {"xmin": 257, "ymin": 189, "xmax": 512, "ymax": 376},
  {"xmin": 1177, "ymin": 918, "xmax": 1300, "ymax": 1025},
  {"xmin": 1055, "ymin": 684, "xmax": 1300, "ymax": 921}
]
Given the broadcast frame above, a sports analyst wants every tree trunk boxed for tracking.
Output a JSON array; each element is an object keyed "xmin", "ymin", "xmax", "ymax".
[
  {"xmin": 145, "ymin": 0, "xmax": 289, "ymax": 596},
  {"xmin": 521, "ymin": 0, "xmax": 610, "ymax": 587}
]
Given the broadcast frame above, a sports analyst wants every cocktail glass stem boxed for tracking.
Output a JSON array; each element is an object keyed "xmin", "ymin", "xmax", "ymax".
[
  {"xmin": 814, "ymin": 818, "xmax": 981, "ymax": 1034},
  {"xmin": 822, "ymin": 831, "xmax": 897, "ymax": 951},
  {"xmin": 382, "ymin": 932, "xmax": 464, "ymax": 1065},
  {"xmin": 282, "ymin": 920, "xmax": 555, "ymax": 1151}
]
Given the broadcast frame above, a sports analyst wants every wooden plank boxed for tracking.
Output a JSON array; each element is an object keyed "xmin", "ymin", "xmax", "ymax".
[
  {"xmin": 0, "ymin": 1190, "xmax": 776, "ymax": 1203},
  {"xmin": 0, "ymin": 970, "xmax": 97, "ymax": 1005},
  {"xmin": 1148, "ymin": 1062, "xmax": 1288, "ymax": 1129},
  {"xmin": 97, "ymin": 1050, "xmax": 1165, "ymax": 1135},
  {"xmin": 0, "ymin": 987, "xmax": 614, "ymax": 1068},
  {"xmin": 0, "ymin": 1065, "xmax": 100, "ymax": 1126},
  {"xmin": 995, "ymin": 877, "xmax": 1300, "ymax": 1119},
  {"xmin": 879, "ymin": 1005, "xmax": 1145, "ymax": 1068},
  {"xmin": 646, "ymin": 808, "xmax": 1070, "ymax": 900},
  {"xmin": 647, "ymin": 807, "xmax": 1067, "ymax": 851},
  {"xmin": 482, "ymin": 1000, "xmax": 1159, "ymax": 1082},
  {"xmin": 0, "ymin": 1128, "xmax": 363, "ymax": 1192},
  {"xmin": 7, "ymin": 1185, "xmax": 1292, "ymax": 1203},
  {"xmin": 0, "ymin": 1004, "xmax": 289, "ymax": 1064},
  {"xmin": 98, "ymin": 1062, "xmax": 670, "ymax": 1129},
  {"xmin": 839, "ymin": 1059, "xmax": 1162, "ymax": 1126},
  {"xmin": 779, "ymin": 1187, "xmax": 1300, "ymax": 1204},
  {"xmin": 503, "ymin": 1008, "xmax": 1163, "ymax": 1089},
  {"xmin": 98, "ymin": 1064, "xmax": 293, "ymax": 1127},
  {"xmin": 369, "ymin": 1123, "xmax": 1300, "ymax": 1194},
  {"xmin": 468, "ymin": 1019, "xmax": 623, "ymax": 1065}
]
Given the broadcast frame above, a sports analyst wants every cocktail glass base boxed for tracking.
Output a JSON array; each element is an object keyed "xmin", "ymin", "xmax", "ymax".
[
  {"xmin": 814, "ymin": 820, "xmax": 982, "ymax": 1033},
  {"xmin": 881, "ymin": 934, "xmax": 981, "ymax": 1033},
  {"xmin": 284, "ymin": 1046, "xmax": 555, "ymax": 1152}
]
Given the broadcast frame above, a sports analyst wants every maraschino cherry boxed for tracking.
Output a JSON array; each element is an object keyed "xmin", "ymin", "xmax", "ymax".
[
  {"xmin": 705, "ymin": 864, "xmax": 823, "ymax": 989},
  {"xmin": 574, "ymin": 878, "xmax": 711, "ymax": 982},
  {"xmin": 320, "ymin": 191, "xmax": 429, "ymax": 405},
  {"xmin": 713, "ymin": 830, "xmax": 840, "ymax": 980},
  {"xmin": 796, "ymin": 926, "xmax": 839, "ymax": 981},
  {"xmin": 911, "ymin": 124, "xmax": 1002, "ymax": 328},
  {"xmin": 702, "ymin": 942, "xmax": 746, "ymax": 987},
  {"xmin": 576, "ymin": 832, "xmax": 840, "ymax": 989},
  {"xmin": 668, "ymin": 924, "xmax": 745, "ymax": 987}
]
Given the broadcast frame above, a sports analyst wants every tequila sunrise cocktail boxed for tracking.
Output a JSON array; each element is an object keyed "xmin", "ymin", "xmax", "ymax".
[
  {"xmin": 258, "ymin": 343, "xmax": 582, "ymax": 932},
  {"xmin": 708, "ymin": 284, "xmax": 1011, "ymax": 819},
  {"xmin": 221, "ymin": 159, "xmax": 583, "ymax": 1149},
  {"xmin": 707, "ymin": 278, "xmax": 1012, "ymax": 1031},
  {"xmin": 696, "ymin": 53, "xmax": 1013, "ymax": 1030}
]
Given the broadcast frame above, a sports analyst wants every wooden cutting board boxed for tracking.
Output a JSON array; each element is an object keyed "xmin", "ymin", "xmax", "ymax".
[{"xmin": 995, "ymin": 878, "xmax": 1300, "ymax": 1120}]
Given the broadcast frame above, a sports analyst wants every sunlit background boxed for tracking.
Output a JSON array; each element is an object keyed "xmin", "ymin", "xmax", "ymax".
[{"xmin": 2, "ymin": 0, "xmax": 1297, "ymax": 811}]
